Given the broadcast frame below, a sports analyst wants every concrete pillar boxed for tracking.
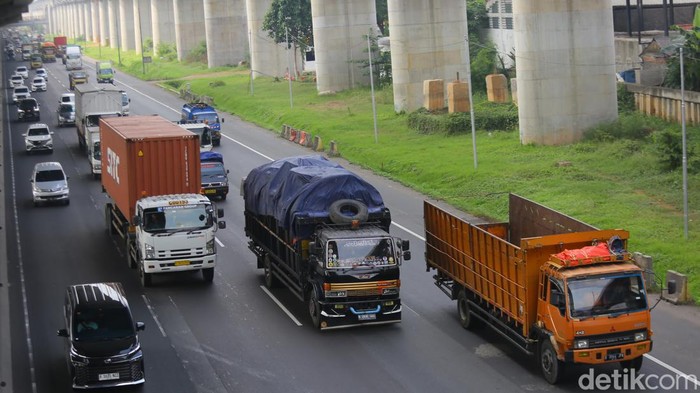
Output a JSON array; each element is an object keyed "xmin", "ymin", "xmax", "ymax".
[
  {"xmin": 92, "ymin": 0, "xmax": 100, "ymax": 43},
  {"xmin": 151, "ymin": 0, "xmax": 175, "ymax": 52},
  {"xmin": 99, "ymin": 0, "xmax": 109, "ymax": 47},
  {"xmin": 84, "ymin": 2, "xmax": 93, "ymax": 42},
  {"xmin": 119, "ymin": 0, "xmax": 135, "ymax": 51},
  {"xmin": 204, "ymin": 0, "xmax": 248, "ymax": 67},
  {"xmin": 514, "ymin": 0, "xmax": 618, "ymax": 145},
  {"xmin": 108, "ymin": 0, "xmax": 119, "ymax": 48},
  {"xmin": 78, "ymin": 3, "xmax": 86, "ymax": 40},
  {"xmin": 387, "ymin": 0, "xmax": 469, "ymax": 113},
  {"xmin": 311, "ymin": 0, "xmax": 377, "ymax": 93},
  {"xmin": 246, "ymin": 0, "xmax": 288, "ymax": 79},
  {"xmin": 173, "ymin": 0, "xmax": 206, "ymax": 62},
  {"xmin": 47, "ymin": 5, "xmax": 53, "ymax": 34},
  {"xmin": 133, "ymin": 0, "xmax": 153, "ymax": 54}
]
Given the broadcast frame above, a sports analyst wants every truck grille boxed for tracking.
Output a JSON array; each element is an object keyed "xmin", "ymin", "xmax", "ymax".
[
  {"xmin": 330, "ymin": 280, "xmax": 398, "ymax": 297},
  {"xmin": 155, "ymin": 247, "xmax": 206, "ymax": 259},
  {"xmin": 586, "ymin": 329, "xmax": 645, "ymax": 349}
]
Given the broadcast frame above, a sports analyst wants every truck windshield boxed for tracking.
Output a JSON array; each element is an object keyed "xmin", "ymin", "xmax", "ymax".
[
  {"xmin": 142, "ymin": 204, "xmax": 212, "ymax": 233},
  {"xmin": 193, "ymin": 113, "xmax": 218, "ymax": 124},
  {"xmin": 326, "ymin": 238, "xmax": 396, "ymax": 269},
  {"xmin": 567, "ymin": 274, "xmax": 647, "ymax": 318}
]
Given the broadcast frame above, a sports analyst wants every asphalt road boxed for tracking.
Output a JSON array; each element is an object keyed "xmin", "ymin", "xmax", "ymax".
[{"xmin": 2, "ymin": 55, "xmax": 700, "ymax": 393}]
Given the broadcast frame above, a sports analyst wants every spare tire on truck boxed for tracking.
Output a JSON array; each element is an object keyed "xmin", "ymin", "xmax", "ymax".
[{"xmin": 328, "ymin": 199, "xmax": 369, "ymax": 224}]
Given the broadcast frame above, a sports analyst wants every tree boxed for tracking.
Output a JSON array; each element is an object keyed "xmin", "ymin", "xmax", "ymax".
[
  {"xmin": 376, "ymin": 0, "xmax": 388, "ymax": 35},
  {"xmin": 262, "ymin": 0, "xmax": 313, "ymax": 78},
  {"xmin": 663, "ymin": 26, "xmax": 700, "ymax": 92}
]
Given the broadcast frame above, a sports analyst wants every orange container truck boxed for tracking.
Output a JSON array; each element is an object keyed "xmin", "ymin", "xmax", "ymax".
[
  {"xmin": 424, "ymin": 194, "xmax": 663, "ymax": 384},
  {"xmin": 101, "ymin": 115, "xmax": 226, "ymax": 286}
]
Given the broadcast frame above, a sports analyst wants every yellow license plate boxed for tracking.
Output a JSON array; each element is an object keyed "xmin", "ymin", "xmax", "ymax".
[
  {"xmin": 174, "ymin": 260, "xmax": 191, "ymax": 266},
  {"xmin": 204, "ymin": 189, "xmax": 217, "ymax": 194}
]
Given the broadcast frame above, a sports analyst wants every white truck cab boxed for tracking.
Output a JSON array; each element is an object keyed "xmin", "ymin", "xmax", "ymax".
[{"xmin": 131, "ymin": 194, "xmax": 225, "ymax": 286}]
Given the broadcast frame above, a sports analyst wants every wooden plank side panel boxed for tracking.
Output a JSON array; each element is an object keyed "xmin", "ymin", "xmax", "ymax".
[{"xmin": 424, "ymin": 201, "xmax": 527, "ymax": 326}]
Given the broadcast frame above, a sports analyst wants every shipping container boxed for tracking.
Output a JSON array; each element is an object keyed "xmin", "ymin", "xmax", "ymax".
[{"xmin": 100, "ymin": 115, "xmax": 201, "ymax": 222}]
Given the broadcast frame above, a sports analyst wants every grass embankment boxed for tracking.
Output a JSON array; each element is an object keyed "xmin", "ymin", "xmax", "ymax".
[{"xmin": 83, "ymin": 43, "xmax": 700, "ymax": 300}]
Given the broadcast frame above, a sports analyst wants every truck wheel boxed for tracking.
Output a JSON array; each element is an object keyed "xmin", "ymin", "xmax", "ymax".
[
  {"xmin": 202, "ymin": 267, "xmax": 214, "ymax": 283},
  {"xmin": 308, "ymin": 289, "xmax": 322, "ymax": 329},
  {"xmin": 540, "ymin": 339, "xmax": 565, "ymax": 384},
  {"xmin": 328, "ymin": 199, "xmax": 369, "ymax": 224},
  {"xmin": 620, "ymin": 356, "xmax": 643, "ymax": 372},
  {"xmin": 263, "ymin": 255, "xmax": 280, "ymax": 289},
  {"xmin": 457, "ymin": 289, "xmax": 479, "ymax": 330},
  {"xmin": 139, "ymin": 263, "xmax": 152, "ymax": 287}
]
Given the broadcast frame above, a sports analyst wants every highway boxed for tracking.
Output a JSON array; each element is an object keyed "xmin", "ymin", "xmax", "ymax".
[{"xmin": 3, "ymin": 56, "xmax": 700, "ymax": 393}]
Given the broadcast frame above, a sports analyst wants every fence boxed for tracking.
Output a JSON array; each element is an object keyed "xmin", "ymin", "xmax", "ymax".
[{"xmin": 626, "ymin": 83, "xmax": 700, "ymax": 126}]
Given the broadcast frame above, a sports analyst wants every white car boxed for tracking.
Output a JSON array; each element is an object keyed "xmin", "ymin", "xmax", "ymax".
[
  {"xmin": 31, "ymin": 77, "xmax": 47, "ymax": 92},
  {"xmin": 30, "ymin": 161, "xmax": 69, "ymax": 206},
  {"xmin": 9, "ymin": 74, "xmax": 24, "ymax": 88},
  {"xmin": 35, "ymin": 68, "xmax": 48, "ymax": 81},
  {"xmin": 15, "ymin": 65, "xmax": 29, "ymax": 79},
  {"xmin": 23, "ymin": 123, "xmax": 54, "ymax": 154},
  {"xmin": 59, "ymin": 92, "xmax": 75, "ymax": 104},
  {"xmin": 12, "ymin": 86, "xmax": 31, "ymax": 104}
]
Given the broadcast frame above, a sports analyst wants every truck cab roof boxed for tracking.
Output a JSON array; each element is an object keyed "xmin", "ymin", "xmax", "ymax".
[{"xmin": 137, "ymin": 193, "xmax": 211, "ymax": 209}]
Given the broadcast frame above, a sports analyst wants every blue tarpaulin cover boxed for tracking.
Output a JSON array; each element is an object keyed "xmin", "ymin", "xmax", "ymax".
[
  {"xmin": 244, "ymin": 155, "xmax": 385, "ymax": 234},
  {"xmin": 200, "ymin": 151, "xmax": 223, "ymax": 163}
]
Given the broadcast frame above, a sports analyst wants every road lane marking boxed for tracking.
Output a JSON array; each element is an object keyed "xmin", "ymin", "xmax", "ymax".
[
  {"xmin": 645, "ymin": 353, "xmax": 700, "ymax": 388},
  {"xmin": 391, "ymin": 222, "xmax": 425, "ymax": 241},
  {"xmin": 260, "ymin": 286, "xmax": 303, "ymax": 326},
  {"xmin": 215, "ymin": 237, "xmax": 224, "ymax": 248},
  {"xmin": 5, "ymin": 91, "xmax": 38, "ymax": 393},
  {"xmin": 141, "ymin": 295, "xmax": 167, "ymax": 338}
]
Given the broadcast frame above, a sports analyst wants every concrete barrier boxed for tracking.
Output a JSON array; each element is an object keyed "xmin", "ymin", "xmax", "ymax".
[
  {"xmin": 299, "ymin": 131, "xmax": 308, "ymax": 146},
  {"xmin": 632, "ymin": 252, "xmax": 656, "ymax": 291},
  {"xmin": 664, "ymin": 270, "xmax": 690, "ymax": 304},
  {"xmin": 328, "ymin": 140, "xmax": 340, "ymax": 157},
  {"xmin": 312, "ymin": 135, "xmax": 323, "ymax": 152},
  {"xmin": 281, "ymin": 124, "xmax": 290, "ymax": 139}
]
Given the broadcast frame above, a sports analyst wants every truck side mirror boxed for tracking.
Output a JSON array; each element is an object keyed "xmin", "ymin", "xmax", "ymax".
[
  {"xmin": 402, "ymin": 251, "xmax": 412, "ymax": 261},
  {"xmin": 401, "ymin": 239, "xmax": 410, "ymax": 251},
  {"xmin": 132, "ymin": 215, "xmax": 141, "ymax": 226},
  {"xmin": 217, "ymin": 208, "xmax": 224, "ymax": 218},
  {"xmin": 135, "ymin": 322, "xmax": 146, "ymax": 331},
  {"xmin": 221, "ymin": 118, "xmax": 225, "ymax": 123},
  {"xmin": 667, "ymin": 280, "xmax": 677, "ymax": 295},
  {"xmin": 218, "ymin": 221, "xmax": 226, "ymax": 229}
]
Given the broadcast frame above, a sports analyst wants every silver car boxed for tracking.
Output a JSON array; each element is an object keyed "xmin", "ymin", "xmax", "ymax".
[
  {"xmin": 23, "ymin": 123, "xmax": 53, "ymax": 154},
  {"xmin": 57, "ymin": 102, "xmax": 75, "ymax": 127},
  {"xmin": 30, "ymin": 162, "xmax": 69, "ymax": 206}
]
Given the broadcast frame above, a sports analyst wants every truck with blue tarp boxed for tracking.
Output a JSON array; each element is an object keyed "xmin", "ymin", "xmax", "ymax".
[
  {"xmin": 181, "ymin": 103, "xmax": 224, "ymax": 146},
  {"xmin": 242, "ymin": 155, "xmax": 411, "ymax": 330}
]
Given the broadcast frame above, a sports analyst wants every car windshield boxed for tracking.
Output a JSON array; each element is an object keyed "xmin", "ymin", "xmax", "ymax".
[
  {"xmin": 568, "ymin": 274, "xmax": 648, "ymax": 318},
  {"xmin": 11, "ymin": 76, "xmax": 22, "ymax": 81},
  {"xmin": 142, "ymin": 204, "xmax": 212, "ymax": 233},
  {"xmin": 326, "ymin": 238, "xmax": 397, "ymax": 269},
  {"xmin": 18, "ymin": 100, "xmax": 37, "ymax": 109},
  {"xmin": 59, "ymin": 104, "xmax": 74, "ymax": 114},
  {"xmin": 28, "ymin": 127, "xmax": 49, "ymax": 136},
  {"xmin": 33, "ymin": 78, "xmax": 43, "ymax": 84},
  {"xmin": 35, "ymin": 169, "xmax": 64, "ymax": 182},
  {"xmin": 73, "ymin": 307, "xmax": 135, "ymax": 341},
  {"xmin": 15, "ymin": 87, "xmax": 29, "ymax": 93}
]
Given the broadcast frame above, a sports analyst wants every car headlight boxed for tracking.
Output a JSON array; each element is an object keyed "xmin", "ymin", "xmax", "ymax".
[
  {"xmin": 574, "ymin": 339, "xmax": 589, "ymax": 349},
  {"xmin": 70, "ymin": 347, "xmax": 90, "ymax": 365},
  {"xmin": 324, "ymin": 290, "xmax": 347, "ymax": 298},
  {"xmin": 145, "ymin": 244, "xmax": 154, "ymax": 259},
  {"xmin": 206, "ymin": 239, "xmax": 215, "ymax": 254},
  {"xmin": 634, "ymin": 331, "xmax": 647, "ymax": 342}
]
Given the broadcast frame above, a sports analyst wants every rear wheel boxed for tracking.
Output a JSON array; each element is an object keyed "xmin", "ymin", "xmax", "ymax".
[
  {"xmin": 308, "ymin": 289, "xmax": 321, "ymax": 329},
  {"xmin": 457, "ymin": 289, "xmax": 479, "ymax": 330},
  {"xmin": 540, "ymin": 339, "xmax": 565, "ymax": 384},
  {"xmin": 202, "ymin": 267, "xmax": 214, "ymax": 283}
]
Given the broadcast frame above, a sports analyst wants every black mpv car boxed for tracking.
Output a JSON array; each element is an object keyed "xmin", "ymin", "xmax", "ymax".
[{"xmin": 57, "ymin": 282, "xmax": 145, "ymax": 389}]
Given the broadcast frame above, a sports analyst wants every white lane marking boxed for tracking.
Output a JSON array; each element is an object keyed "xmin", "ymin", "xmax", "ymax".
[
  {"xmin": 391, "ymin": 222, "xmax": 425, "ymax": 241},
  {"xmin": 215, "ymin": 237, "xmax": 224, "ymax": 248},
  {"xmin": 260, "ymin": 286, "xmax": 303, "ymax": 326},
  {"xmin": 402, "ymin": 303, "xmax": 420, "ymax": 317},
  {"xmin": 5, "ymin": 90, "xmax": 38, "ymax": 393},
  {"xmin": 141, "ymin": 295, "xmax": 167, "ymax": 338},
  {"xmin": 220, "ymin": 133, "xmax": 274, "ymax": 161},
  {"xmin": 645, "ymin": 353, "xmax": 700, "ymax": 387}
]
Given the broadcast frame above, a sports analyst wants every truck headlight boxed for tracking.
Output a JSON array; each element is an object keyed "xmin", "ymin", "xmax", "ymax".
[
  {"xmin": 634, "ymin": 331, "xmax": 647, "ymax": 342},
  {"xmin": 206, "ymin": 239, "xmax": 215, "ymax": 254},
  {"xmin": 324, "ymin": 290, "xmax": 347, "ymax": 298},
  {"xmin": 145, "ymin": 244, "xmax": 154, "ymax": 259},
  {"xmin": 574, "ymin": 339, "xmax": 589, "ymax": 349}
]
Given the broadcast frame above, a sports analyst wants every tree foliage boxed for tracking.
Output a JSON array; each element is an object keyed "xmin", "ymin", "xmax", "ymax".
[
  {"xmin": 663, "ymin": 26, "xmax": 700, "ymax": 92},
  {"xmin": 262, "ymin": 0, "xmax": 313, "ymax": 76}
]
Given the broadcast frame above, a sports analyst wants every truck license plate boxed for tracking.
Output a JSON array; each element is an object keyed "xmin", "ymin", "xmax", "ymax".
[
  {"xmin": 605, "ymin": 353, "xmax": 624, "ymax": 361},
  {"xmin": 174, "ymin": 260, "xmax": 191, "ymax": 266},
  {"xmin": 98, "ymin": 372, "xmax": 120, "ymax": 381},
  {"xmin": 204, "ymin": 189, "xmax": 216, "ymax": 194},
  {"xmin": 358, "ymin": 314, "xmax": 376, "ymax": 321}
]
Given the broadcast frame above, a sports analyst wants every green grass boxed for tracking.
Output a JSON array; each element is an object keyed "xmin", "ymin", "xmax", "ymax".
[{"xmin": 83, "ymin": 42, "xmax": 700, "ymax": 300}]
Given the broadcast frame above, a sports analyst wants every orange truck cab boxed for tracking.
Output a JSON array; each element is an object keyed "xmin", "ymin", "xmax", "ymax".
[{"xmin": 425, "ymin": 194, "xmax": 664, "ymax": 384}]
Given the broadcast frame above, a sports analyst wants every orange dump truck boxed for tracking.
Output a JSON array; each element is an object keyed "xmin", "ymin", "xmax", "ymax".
[{"xmin": 424, "ymin": 194, "xmax": 657, "ymax": 384}]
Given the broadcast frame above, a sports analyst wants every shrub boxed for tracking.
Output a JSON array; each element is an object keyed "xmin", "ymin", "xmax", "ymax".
[{"xmin": 407, "ymin": 103, "xmax": 518, "ymax": 135}]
